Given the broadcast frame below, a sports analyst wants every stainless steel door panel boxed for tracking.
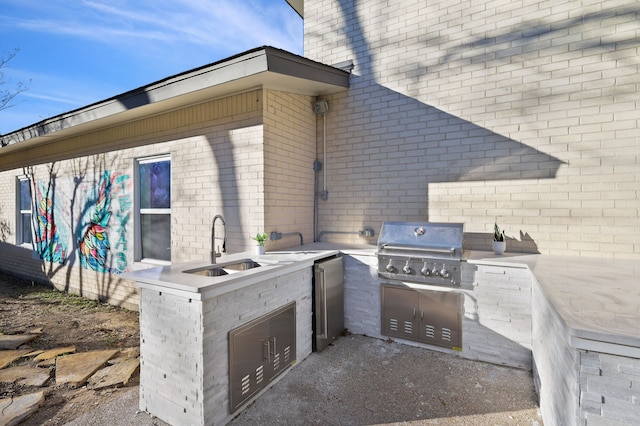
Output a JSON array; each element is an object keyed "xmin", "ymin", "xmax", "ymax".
[
  {"xmin": 381, "ymin": 285, "xmax": 419, "ymax": 340},
  {"xmin": 266, "ymin": 302, "xmax": 296, "ymax": 379},
  {"xmin": 314, "ymin": 256, "xmax": 344, "ymax": 352},
  {"xmin": 229, "ymin": 302, "xmax": 296, "ymax": 413},
  {"xmin": 381, "ymin": 284, "xmax": 462, "ymax": 350},
  {"xmin": 229, "ymin": 320, "xmax": 269, "ymax": 412}
]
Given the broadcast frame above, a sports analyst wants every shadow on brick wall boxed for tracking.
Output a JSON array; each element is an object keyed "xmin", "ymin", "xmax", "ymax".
[{"xmin": 464, "ymin": 232, "xmax": 540, "ymax": 254}]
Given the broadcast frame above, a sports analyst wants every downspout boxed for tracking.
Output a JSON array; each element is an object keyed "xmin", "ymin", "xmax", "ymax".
[{"xmin": 313, "ymin": 99, "xmax": 329, "ymax": 241}]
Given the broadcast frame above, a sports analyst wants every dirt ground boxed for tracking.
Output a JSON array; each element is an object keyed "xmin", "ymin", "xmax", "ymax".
[{"xmin": 0, "ymin": 271, "xmax": 141, "ymax": 425}]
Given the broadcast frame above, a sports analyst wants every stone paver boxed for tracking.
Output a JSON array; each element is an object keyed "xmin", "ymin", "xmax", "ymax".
[
  {"xmin": 55, "ymin": 349, "xmax": 119, "ymax": 387},
  {"xmin": 33, "ymin": 345, "xmax": 76, "ymax": 362},
  {"xmin": 0, "ymin": 334, "xmax": 37, "ymax": 350},
  {"xmin": 0, "ymin": 349, "xmax": 32, "ymax": 370},
  {"xmin": 88, "ymin": 358, "xmax": 140, "ymax": 390},
  {"xmin": 0, "ymin": 365, "xmax": 51, "ymax": 386},
  {"xmin": 0, "ymin": 391, "xmax": 45, "ymax": 426}
]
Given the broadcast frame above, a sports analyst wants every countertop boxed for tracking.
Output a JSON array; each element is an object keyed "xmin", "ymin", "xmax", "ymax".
[
  {"xmin": 125, "ymin": 243, "xmax": 640, "ymax": 351},
  {"xmin": 123, "ymin": 248, "xmax": 341, "ymax": 300},
  {"xmin": 466, "ymin": 251, "xmax": 640, "ymax": 352}
]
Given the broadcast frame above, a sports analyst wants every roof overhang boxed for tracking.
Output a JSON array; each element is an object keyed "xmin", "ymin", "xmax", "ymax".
[
  {"xmin": 0, "ymin": 46, "xmax": 348, "ymax": 154},
  {"xmin": 285, "ymin": 0, "xmax": 304, "ymax": 18}
]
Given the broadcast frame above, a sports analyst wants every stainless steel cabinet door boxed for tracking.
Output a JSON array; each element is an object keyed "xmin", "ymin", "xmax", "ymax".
[
  {"xmin": 229, "ymin": 302, "xmax": 296, "ymax": 413},
  {"xmin": 265, "ymin": 303, "xmax": 296, "ymax": 380},
  {"xmin": 381, "ymin": 284, "xmax": 462, "ymax": 350},
  {"xmin": 381, "ymin": 285, "xmax": 420, "ymax": 340},
  {"xmin": 229, "ymin": 319, "xmax": 270, "ymax": 412}
]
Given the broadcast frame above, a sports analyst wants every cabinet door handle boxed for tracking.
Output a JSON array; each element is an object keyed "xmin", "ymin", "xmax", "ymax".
[
  {"xmin": 263, "ymin": 339, "xmax": 270, "ymax": 362},
  {"xmin": 318, "ymin": 270, "xmax": 328, "ymax": 339},
  {"xmin": 270, "ymin": 337, "xmax": 277, "ymax": 357},
  {"xmin": 413, "ymin": 308, "xmax": 416, "ymax": 318}
]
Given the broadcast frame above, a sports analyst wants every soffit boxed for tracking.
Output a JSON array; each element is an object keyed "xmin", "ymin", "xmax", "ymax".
[
  {"xmin": 0, "ymin": 46, "xmax": 348, "ymax": 154},
  {"xmin": 285, "ymin": 0, "xmax": 304, "ymax": 18}
]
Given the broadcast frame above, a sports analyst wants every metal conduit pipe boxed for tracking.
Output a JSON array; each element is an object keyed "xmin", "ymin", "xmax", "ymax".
[
  {"xmin": 318, "ymin": 227, "xmax": 375, "ymax": 242},
  {"xmin": 270, "ymin": 231, "xmax": 304, "ymax": 246}
]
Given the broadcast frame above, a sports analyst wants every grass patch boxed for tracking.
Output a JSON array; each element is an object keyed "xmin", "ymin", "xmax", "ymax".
[{"xmin": 19, "ymin": 289, "xmax": 107, "ymax": 311}]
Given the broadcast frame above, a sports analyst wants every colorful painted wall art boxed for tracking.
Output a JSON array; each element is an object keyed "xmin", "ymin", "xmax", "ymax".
[
  {"xmin": 32, "ymin": 182, "xmax": 68, "ymax": 264},
  {"xmin": 29, "ymin": 170, "xmax": 132, "ymax": 274}
]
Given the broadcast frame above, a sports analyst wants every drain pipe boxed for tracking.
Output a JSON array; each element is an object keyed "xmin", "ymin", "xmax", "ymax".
[
  {"xmin": 313, "ymin": 160, "xmax": 322, "ymax": 241},
  {"xmin": 314, "ymin": 100, "xmax": 329, "ymax": 201},
  {"xmin": 313, "ymin": 99, "xmax": 329, "ymax": 242}
]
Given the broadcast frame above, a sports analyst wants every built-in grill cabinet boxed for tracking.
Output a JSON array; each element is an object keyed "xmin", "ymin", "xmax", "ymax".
[
  {"xmin": 228, "ymin": 302, "xmax": 296, "ymax": 413},
  {"xmin": 382, "ymin": 284, "xmax": 462, "ymax": 351}
]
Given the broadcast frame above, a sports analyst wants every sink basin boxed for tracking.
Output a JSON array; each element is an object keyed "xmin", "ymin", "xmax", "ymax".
[
  {"xmin": 186, "ymin": 267, "xmax": 229, "ymax": 277},
  {"xmin": 223, "ymin": 260, "xmax": 262, "ymax": 271},
  {"xmin": 184, "ymin": 259, "xmax": 267, "ymax": 277}
]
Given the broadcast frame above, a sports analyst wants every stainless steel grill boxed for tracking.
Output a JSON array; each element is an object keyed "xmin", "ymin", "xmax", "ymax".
[
  {"xmin": 378, "ymin": 221, "xmax": 465, "ymax": 351},
  {"xmin": 377, "ymin": 222, "xmax": 464, "ymax": 287}
]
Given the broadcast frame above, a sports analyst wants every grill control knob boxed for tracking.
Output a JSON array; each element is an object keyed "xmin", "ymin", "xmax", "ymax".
[
  {"xmin": 432, "ymin": 264, "xmax": 440, "ymax": 277},
  {"xmin": 385, "ymin": 260, "xmax": 395, "ymax": 273},
  {"xmin": 420, "ymin": 262, "xmax": 431, "ymax": 276},
  {"xmin": 402, "ymin": 261, "xmax": 412, "ymax": 275},
  {"xmin": 440, "ymin": 265, "xmax": 450, "ymax": 279}
]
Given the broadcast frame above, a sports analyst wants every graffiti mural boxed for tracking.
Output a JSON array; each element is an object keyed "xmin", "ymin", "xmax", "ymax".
[
  {"xmin": 78, "ymin": 171, "xmax": 113, "ymax": 273},
  {"xmin": 29, "ymin": 170, "xmax": 132, "ymax": 274},
  {"xmin": 32, "ymin": 182, "xmax": 68, "ymax": 264}
]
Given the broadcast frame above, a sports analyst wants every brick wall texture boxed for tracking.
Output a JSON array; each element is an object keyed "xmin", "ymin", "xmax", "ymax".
[
  {"xmin": 580, "ymin": 351, "xmax": 640, "ymax": 425},
  {"xmin": 305, "ymin": 0, "xmax": 640, "ymax": 259}
]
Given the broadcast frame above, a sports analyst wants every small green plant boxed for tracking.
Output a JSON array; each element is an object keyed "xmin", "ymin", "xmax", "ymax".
[
  {"xmin": 493, "ymin": 223, "xmax": 505, "ymax": 242},
  {"xmin": 252, "ymin": 232, "xmax": 268, "ymax": 246}
]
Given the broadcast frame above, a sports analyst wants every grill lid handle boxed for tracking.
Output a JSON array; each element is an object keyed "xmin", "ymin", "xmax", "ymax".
[{"xmin": 379, "ymin": 244, "xmax": 456, "ymax": 255}]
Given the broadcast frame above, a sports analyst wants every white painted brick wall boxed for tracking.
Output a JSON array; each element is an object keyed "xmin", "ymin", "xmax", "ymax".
[
  {"xmin": 305, "ymin": 0, "xmax": 640, "ymax": 259},
  {"xmin": 263, "ymin": 90, "xmax": 316, "ymax": 251},
  {"xmin": 138, "ymin": 267, "xmax": 312, "ymax": 426}
]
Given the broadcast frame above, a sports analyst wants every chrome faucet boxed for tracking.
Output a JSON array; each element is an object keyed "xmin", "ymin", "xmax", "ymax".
[{"xmin": 211, "ymin": 215, "xmax": 226, "ymax": 263}]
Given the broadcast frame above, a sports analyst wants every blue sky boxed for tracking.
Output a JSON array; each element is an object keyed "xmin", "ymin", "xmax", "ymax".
[{"xmin": 0, "ymin": 0, "xmax": 303, "ymax": 134}]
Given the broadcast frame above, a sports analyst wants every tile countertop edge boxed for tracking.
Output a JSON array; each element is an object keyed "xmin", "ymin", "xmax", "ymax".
[{"xmin": 466, "ymin": 251, "xmax": 640, "ymax": 353}]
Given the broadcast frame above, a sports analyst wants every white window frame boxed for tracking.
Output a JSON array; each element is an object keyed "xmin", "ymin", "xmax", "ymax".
[
  {"xmin": 134, "ymin": 154, "xmax": 172, "ymax": 264},
  {"xmin": 16, "ymin": 176, "xmax": 33, "ymax": 246}
]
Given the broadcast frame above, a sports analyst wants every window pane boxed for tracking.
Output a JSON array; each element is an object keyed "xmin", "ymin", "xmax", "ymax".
[
  {"xmin": 20, "ymin": 179, "xmax": 31, "ymax": 211},
  {"xmin": 21, "ymin": 213, "xmax": 32, "ymax": 244},
  {"xmin": 139, "ymin": 160, "xmax": 171, "ymax": 209},
  {"xmin": 141, "ymin": 214, "xmax": 171, "ymax": 261}
]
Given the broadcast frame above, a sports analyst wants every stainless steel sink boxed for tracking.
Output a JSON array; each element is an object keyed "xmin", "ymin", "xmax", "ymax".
[
  {"xmin": 223, "ymin": 260, "xmax": 262, "ymax": 271},
  {"xmin": 187, "ymin": 267, "xmax": 229, "ymax": 277},
  {"xmin": 184, "ymin": 259, "xmax": 267, "ymax": 277}
]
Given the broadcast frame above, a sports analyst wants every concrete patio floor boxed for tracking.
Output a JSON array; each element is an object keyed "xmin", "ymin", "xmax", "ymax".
[
  {"xmin": 230, "ymin": 334, "xmax": 542, "ymax": 425},
  {"xmin": 65, "ymin": 334, "xmax": 542, "ymax": 425}
]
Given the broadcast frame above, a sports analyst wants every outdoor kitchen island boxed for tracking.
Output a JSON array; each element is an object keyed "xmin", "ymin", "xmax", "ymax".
[
  {"xmin": 471, "ymin": 252, "xmax": 640, "ymax": 426},
  {"xmin": 127, "ymin": 245, "xmax": 640, "ymax": 426},
  {"xmin": 124, "ymin": 249, "xmax": 340, "ymax": 426},
  {"xmin": 342, "ymin": 245, "xmax": 640, "ymax": 426}
]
